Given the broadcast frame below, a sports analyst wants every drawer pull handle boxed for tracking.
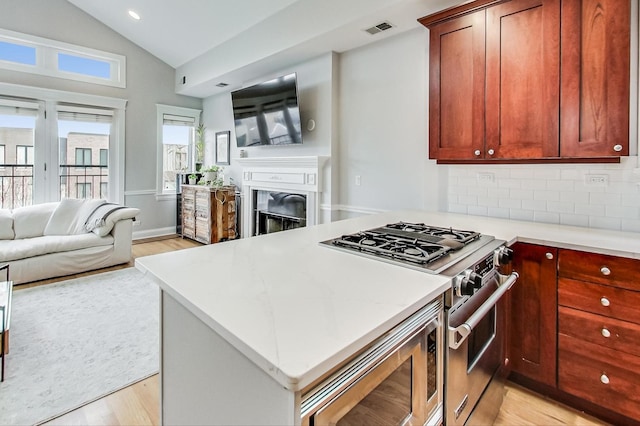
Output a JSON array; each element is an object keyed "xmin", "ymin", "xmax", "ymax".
[
  {"xmin": 601, "ymin": 297, "xmax": 610, "ymax": 307},
  {"xmin": 601, "ymin": 374, "xmax": 610, "ymax": 384},
  {"xmin": 600, "ymin": 266, "xmax": 611, "ymax": 276},
  {"xmin": 601, "ymin": 328, "xmax": 611, "ymax": 338},
  {"xmin": 613, "ymin": 144, "xmax": 623, "ymax": 152},
  {"xmin": 474, "ymin": 150, "xmax": 481, "ymax": 156},
  {"xmin": 545, "ymin": 252, "xmax": 554, "ymax": 260}
]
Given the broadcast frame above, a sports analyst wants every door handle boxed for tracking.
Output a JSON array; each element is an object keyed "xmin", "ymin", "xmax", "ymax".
[{"xmin": 448, "ymin": 272, "xmax": 518, "ymax": 350}]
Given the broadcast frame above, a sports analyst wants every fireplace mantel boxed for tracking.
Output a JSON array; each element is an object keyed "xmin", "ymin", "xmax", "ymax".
[{"xmin": 236, "ymin": 156, "xmax": 329, "ymax": 237}]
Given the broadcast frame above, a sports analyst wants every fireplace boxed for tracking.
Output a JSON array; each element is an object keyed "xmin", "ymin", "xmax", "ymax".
[
  {"xmin": 237, "ymin": 156, "xmax": 328, "ymax": 238},
  {"xmin": 255, "ymin": 191, "xmax": 307, "ymax": 235}
]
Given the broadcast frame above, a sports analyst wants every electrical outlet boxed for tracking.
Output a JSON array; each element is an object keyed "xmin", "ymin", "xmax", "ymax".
[
  {"xmin": 355, "ymin": 175, "xmax": 361, "ymax": 186},
  {"xmin": 477, "ymin": 172, "xmax": 495, "ymax": 184},
  {"xmin": 585, "ymin": 174, "xmax": 608, "ymax": 187}
]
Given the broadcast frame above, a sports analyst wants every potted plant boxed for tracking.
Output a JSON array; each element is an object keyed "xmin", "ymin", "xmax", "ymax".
[
  {"xmin": 201, "ymin": 165, "xmax": 220, "ymax": 183},
  {"xmin": 188, "ymin": 173, "xmax": 198, "ymax": 185},
  {"xmin": 195, "ymin": 124, "xmax": 205, "ymax": 172}
]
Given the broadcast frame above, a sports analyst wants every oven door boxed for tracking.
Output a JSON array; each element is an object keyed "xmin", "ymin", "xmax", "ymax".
[
  {"xmin": 301, "ymin": 301, "xmax": 443, "ymax": 426},
  {"xmin": 446, "ymin": 272, "xmax": 518, "ymax": 426}
]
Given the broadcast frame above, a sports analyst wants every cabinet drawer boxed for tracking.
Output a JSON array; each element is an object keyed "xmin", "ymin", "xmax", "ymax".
[
  {"xmin": 558, "ymin": 306, "xmax": 640, "ymax": 356},
  {"xmin": 558, "ymin": 250, "xmax": 640, "ymax": 290},
  {"xmin": 558, "ymin": 278, "xmax": 640, "ymax": 324},
  {"xmin": 558, "ymin": 334, "xmax": 640, "ymax": 420}
]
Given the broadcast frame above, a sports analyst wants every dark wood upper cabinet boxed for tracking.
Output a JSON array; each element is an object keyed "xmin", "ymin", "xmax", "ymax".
[
  {"xmin": 485, "ymin": 0, "xmax": 560, "ymax": 159},
  {"xmin": 428, "ymin": 10, "xmax": 485, "ymax": 160},
  {"xmin": 420, "ymin": 0, "xmax": 630, "ymax": 163},
  {"xmin": 560, "ymin": 0, "xmax": 630, "ymax": 157}
]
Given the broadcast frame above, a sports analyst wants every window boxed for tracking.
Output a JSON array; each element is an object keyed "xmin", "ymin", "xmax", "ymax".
[
  {"xmin": 0, "ymin": 40, "xmax": 36, "ymax": 65},
  {"xmin": 75, "ymin": 148, "xmax": 92, "ymax": 166},
  {"xmin": 156, "ymin": 105, "xmax": 201, "ymax": 197},
  {"xmin": 99, "ymin": 149, "xmax": 108, "ymax": 166},
  {"xmin": 0, "ymin": 145, "xmax": 5, "ymax": 163},
  {"xmin": 0, "ymin": 28, "xmax": 126, "ymax": 88},
  {"xmin": 16, "ymin": 145, "xmax": 33, "ymax": 165},
  {"xmin": 100, "ymin": 182, "xmax": 108, "ymax": 198},
  {"xmin": 76, "ymin": 182, "xmax": 91, "ymax": 198}
]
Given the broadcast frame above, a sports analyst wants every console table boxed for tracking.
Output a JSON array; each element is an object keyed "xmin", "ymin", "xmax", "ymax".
[{"xmin": 181, "ymin": 185, "xmax": 237, "ymax": 244}]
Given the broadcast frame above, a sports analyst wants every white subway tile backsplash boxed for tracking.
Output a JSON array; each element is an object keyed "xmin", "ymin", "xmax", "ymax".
[
  {"xmin": 509, "ymin": 189, "xmax": 534, "ymax": 200},
  {"xmin": 589, "ymin": 216, "xmax": 621, "ymax": 230},
  {"xmin": 488, "ymin": 207, "xmax": 510, "ymax": 218},
  {"xmin": 575, "ymin": 203, "xmax": 606, "ymax": 216},
  {"xmin": 589, "ymin": 192, "xmax": 622, "ymax": 205},
  {"xmin": 449, "ymin": 204, "xmax": 468, "ymax": 214},
  {"xmin": 560, "ymin": 214, "xmax": 589, "ymax": 227},
  {"xmin": 446, "ymin": 162, "xmax": 639, "ymax": 232},
  {"xmin": 534, "ymin": 190, "xmax": 560, "ymax": 201},
  {"xmin": 521, "ymin": 179, "xmax": 548, "ymax": 190},
  {"xmin": 534, "ymin": 211, "xmax": 560, "ymax": 224},
  {"xmin": 468, "ymin": 205, "xmax": 488, "ymax": 216},
  {"xmin": 605, "ymin": 205, "xmax": 639, "ymax": 219},
  {"xmin": 559, "ymin": 191, "xmax": 589, "ymax": 204},
  {"xmin": 547, "ymin": 201, "xmax": 575, "ymax": 214},
  {"xmin": 622, "ymin": 219, "xmax": 640, "ymax": 232},
  {"xmin": 509, "ymin": 209, "xmax": 534, "ymax": 221},
  {"xmin": 522, "ymin": 199, "xmax": 548, "ymax": 211},
  {"xmin": 499, "ymin": 198, "xmax": 522, "ymax": 209}
]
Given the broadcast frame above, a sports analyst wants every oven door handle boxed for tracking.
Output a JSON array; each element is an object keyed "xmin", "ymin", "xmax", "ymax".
[{"xmin": 448, "ymin": 272, "xmax": 519, "ymax": 350}]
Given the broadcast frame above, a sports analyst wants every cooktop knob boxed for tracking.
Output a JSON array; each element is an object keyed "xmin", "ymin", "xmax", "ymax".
[
  {"xmin": 459, "ymin": 278, "xmax": 475, "ymax": 296},
  {"xmin": 468, "ymin": 271, "xmax": 483, "ymax": 288},
  {"xmin": 497, "ymin": 247, "xmax": 514, "ymax": 265}
]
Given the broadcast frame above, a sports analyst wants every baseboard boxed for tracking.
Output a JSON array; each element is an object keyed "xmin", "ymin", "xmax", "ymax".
[{"xmin": 132, "ymin": 226, "xmax": 177, "ymax": 240}]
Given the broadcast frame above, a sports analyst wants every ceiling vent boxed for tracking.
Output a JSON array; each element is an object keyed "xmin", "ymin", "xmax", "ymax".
[
  {"xmin": 215, "ymin": 82, "xmax": 229, "ymax": 88},
  {"xmin": 365, "ymin": 21, "xmax": 394, "ymax": 35}
]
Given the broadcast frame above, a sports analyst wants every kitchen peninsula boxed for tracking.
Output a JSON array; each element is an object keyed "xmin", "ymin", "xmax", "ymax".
[{"xmin": 135, "ymin": 210, "xmax": 640, "ymax": 425}]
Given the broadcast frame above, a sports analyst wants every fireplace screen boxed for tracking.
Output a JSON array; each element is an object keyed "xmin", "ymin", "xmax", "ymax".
[{"xmin": 254, "ymin": 191, "xmax": 307, "ymax": 235}]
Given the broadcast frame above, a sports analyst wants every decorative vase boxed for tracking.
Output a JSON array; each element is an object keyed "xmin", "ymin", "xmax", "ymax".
[
  {"xmin": 188, "ymin": 177, "xmax": 196, "ymax": 185},
  {"xmin": 204, "ymin": 171, "xmax": 217, "ymax": 183}
]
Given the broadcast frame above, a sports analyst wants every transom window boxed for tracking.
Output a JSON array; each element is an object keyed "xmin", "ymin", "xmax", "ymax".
[{"xmin": 0, "ymin": 28, "xmax": 126, "ymax": 88}]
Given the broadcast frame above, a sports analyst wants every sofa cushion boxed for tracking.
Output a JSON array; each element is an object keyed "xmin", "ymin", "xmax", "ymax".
[
  {"xmin": 12, "ymin": 203, "xmax": 58, "ymax": 239},
  {"xmin": 44, "ymin": 198, "xmax": 106, "ymax": 236},
  {"xmin": 0, "ymin": 233, "xmax": 114, "ymax": 262},
  {"xmin": 85, "ymin": 204, "xmax": 139, "ymax": 237},
  {"xmin": 0, "ymin": 209, "xmax": 13, "ymax": 240}
]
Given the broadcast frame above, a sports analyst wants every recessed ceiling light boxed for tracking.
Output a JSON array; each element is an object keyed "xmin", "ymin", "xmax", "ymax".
[{"xmin": 128, "ymin": 10, "xmax": 141, "ymax": 20}]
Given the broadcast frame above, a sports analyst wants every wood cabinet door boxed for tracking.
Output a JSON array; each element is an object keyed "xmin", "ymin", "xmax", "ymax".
[
  {"xmin": 485, "ymin": 0, "xmax": 560, "ymax": 159},
  {"xmin": 509, "ymin": 243, "xmax": 558, "ymax": 387},
  {"xmin": 560, "ymin": 0, "xmax": 630, "ymax": 157},
  {"xmin": 428, "ymin": 10, "xmax": 485, "ymax": 160}
]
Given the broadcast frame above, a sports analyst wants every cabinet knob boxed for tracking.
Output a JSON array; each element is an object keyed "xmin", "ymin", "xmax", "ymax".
[
  {"xmin": 613, "ymin": 144, "xmax": 623, "ymax": 152},
  {"xmin": 474, "ymin": 150, "xmax": 481, "ymax": 156},
  {"xmin": 545, "ymin": 252, "xmax": 554, "ymax": 260},
  {"xmin": 601, "ymin": 297, "xmax": 610, "ymax": 307},
  {"xmin": 600, "ymin": 374, "xmax": 610, "ymax": 384},
  {"xmin": 601, "ymin": 328, "xmax": 611, "ymax": 338},
  {"xmin": 600, "ymin": 266, "xmax": 611, "ymax": 276},
  {"xmin": 487, "ymin": 149, "xmax": 495, "ymax": 156}
]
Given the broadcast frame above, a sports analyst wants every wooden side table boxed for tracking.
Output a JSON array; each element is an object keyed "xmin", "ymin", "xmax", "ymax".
[{"xmin": 0, "ymin": 263, "xmax": 12, "ymax": 382}]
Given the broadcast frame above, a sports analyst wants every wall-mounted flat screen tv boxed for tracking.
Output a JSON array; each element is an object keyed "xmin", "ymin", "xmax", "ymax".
[{"xmin": 231, "ymin": 73, "xmax": 302, "ymax": 147}]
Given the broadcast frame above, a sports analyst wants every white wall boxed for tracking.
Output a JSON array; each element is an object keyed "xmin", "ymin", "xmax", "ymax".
[
  {"xmin": 338, "ymin": 28, "xmax": 443, "ymax": 219},
  {"xmin": 0, "ymin": 0, "xmax": 202, "ymax": 237},
  {"xmin": 201, "ymin": 53, "xmax": 336, "ymax": 222}
]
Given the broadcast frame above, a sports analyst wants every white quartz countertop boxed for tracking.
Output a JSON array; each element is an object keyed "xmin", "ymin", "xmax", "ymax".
[{"xmin": 135, "ymin": 210, "xmax": 640, "ymax": 393}]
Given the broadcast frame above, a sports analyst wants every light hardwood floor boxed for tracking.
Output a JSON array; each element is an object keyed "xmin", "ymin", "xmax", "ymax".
[{"xmin": 25, "ymin": 236, "xmax": 606, "ymax": 426}]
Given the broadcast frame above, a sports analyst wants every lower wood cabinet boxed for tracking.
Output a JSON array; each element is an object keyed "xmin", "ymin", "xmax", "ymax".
[
  {"xmin": 508, "ymin": 242, "xmax": 557, "ymax": 387},
  {"xmin": 509, "ymin": 243, "xmax": 640, "ymax": 422},
  {"xmin": 181, "ymin": 185, "xmax": 236, "ymax": 244}
]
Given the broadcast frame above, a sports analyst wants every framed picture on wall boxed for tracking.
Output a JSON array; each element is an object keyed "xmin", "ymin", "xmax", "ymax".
[{"xmin": 215, "ymin": 131, "xmax": 230, "ymax": 165}]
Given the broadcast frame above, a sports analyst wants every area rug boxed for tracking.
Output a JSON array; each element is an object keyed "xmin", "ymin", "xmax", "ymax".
[{"xmin": 0, "ymin": 268, "xmax": 159, "ymax": 425}]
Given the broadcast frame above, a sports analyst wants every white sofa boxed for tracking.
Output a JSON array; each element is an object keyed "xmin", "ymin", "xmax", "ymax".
[{"xmin": 0, "ymin": 199, "xmax": 140, "ymax": 284}]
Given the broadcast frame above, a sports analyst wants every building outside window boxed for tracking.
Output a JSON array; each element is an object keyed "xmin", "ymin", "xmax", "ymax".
[
  {"xmin": 76, "ymin": 182, "xmax": 91, "ymax": 198},
  {"xmin": 99, "ymin": 148, "xmax": 108, "ymax": 166},
  {"xmin": 16, "ymin": 145, "xmax": 34, "ymax": 165},
  {"xmin": 75, "ymin": 147, "xmax": 92, "ymax": 166}
]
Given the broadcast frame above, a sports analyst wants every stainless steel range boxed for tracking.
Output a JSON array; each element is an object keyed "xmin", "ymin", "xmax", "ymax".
[{"xmin": 319, "ymin": 221, "xmax": 518, "ymax": 425}]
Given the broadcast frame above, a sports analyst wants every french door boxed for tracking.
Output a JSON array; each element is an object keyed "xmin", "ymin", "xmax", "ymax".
[{"xmin": 0, "ymin": 96, "xmax": 118, "ymax": 208}]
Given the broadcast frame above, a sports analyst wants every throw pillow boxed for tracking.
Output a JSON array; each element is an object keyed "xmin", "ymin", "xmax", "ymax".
[
  {"xmin": 0, "ymin": 209, "xmax": 14, "ymax": 240},
  {"xmin": 13, "ymin": 202, "xmax": 58, "ymax": 239},
  {"xmin": 43, "ymin": 198, "xmax": 87, "ymax": 236}
]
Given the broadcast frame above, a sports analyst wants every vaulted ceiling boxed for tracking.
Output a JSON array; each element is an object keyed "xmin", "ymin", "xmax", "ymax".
[{"xmin": 67, "ymin": 0, "xmax": 461, "ymax": 97}]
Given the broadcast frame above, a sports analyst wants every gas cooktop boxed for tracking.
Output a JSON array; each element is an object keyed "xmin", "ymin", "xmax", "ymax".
[{"xmin": 321, "ymin": 222, "xmax": 495, "ymax": 274}]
